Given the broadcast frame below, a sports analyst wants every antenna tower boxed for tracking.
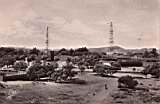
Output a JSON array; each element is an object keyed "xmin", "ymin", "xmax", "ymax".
[
  {"xmin": 45, "ymin": 26, "xmax": 49, "ymax": 55},
  {"xmin": 109, "ymin": 21, "xmax": 114, "ymax": 46},
  {"xmin": 137, "ymin": 34, "xmax": 142, "ymax": 48}
]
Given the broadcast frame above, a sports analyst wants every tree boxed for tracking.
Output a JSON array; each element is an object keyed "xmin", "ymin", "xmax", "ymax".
[
  {"xmin": 50, "ymin": 51, "xmax": 54, "ymax": 61},
  {"xmin": 27, "ymin": 63, "xmax": 44, "ymax": 80},
  {"xmin": 143, "ymin": 48, "xmax": 158, "ymax": 58},
  {"xmin": 16, "ymin": 55, "xmax": 26, "ymax": 60},
  {"xmin": 58, "ymin": 48, "xmax": 69, "ymax": 55},
  {"xmin": 16, "ymin": 49, "xmax": 25, "ymax": 55},
  {"xmin": 27, "ymin": 54, "xmax": 37, "ymax": 62},
  {"xmin": 142, "ymin": 63, "xmax": 160, "ymax": 78},
  {"xmin": 143, "ymin": 50, "xmax": 149, "ymax": 58},
  {"xmin": 2, "ymin": 55, "xmax": 16, "ymax": 67},
  {"xmin": 75, "ymin": 47, "xmax": 89, "ymax": 52},
  {"xmin": 13, "ymin": 61, "xmax": 28, "ymax": 71},
  {"xmin": 30, "ymin": 48, "xmax": 40, "ymax": 55},
  {"xmin": 151, "ymin": 48, "xmax": 158, "ymax": 58},
  {"xmin": 69, "ymin": 48, "xmax": 74, "ymax": 56}
]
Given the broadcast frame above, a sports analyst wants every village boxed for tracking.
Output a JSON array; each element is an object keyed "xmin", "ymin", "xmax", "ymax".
[{"xmin": 0, "ymin": 45, "xmax": 160, "ymax": 104}]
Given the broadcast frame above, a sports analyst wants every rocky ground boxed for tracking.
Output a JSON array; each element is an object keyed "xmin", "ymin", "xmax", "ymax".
[{"xmin": 0, "ymin": 73, "xmax": 160, "ymax": 104}]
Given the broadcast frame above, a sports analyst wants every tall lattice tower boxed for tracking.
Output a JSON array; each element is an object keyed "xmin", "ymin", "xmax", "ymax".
[
  {"xmin": 137, "ymin": 33, "xmax": 143, "ymax": 48},
  {"xmin": 109, "ymin": 21, "xmax": 114, "ymax": 46},
  {"xmin": 45, "ymin": 26, "xmax": 49, "ymax": 55}
]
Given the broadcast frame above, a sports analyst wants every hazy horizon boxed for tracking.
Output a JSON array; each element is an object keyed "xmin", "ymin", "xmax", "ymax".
[{"xmin": 0, "ymin": 0, "xmax": 159, "ymax": 49}]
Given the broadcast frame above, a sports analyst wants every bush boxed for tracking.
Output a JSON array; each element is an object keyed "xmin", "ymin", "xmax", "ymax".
[
  {"xmin": 118, "ymin": 75, "xmax": 138, "ymax": 89},
  {"xmin": 141, "ymin": 63, "xmax": 160, "ymax": 78}
]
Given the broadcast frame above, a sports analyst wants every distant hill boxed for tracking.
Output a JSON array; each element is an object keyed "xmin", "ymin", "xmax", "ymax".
[
  {"xmin": 89, "ymin": 46, "xmax": 160, "ymax": 54},
  {"xmin": 127, "ymin": 48, "xmax": 158, "ymax": 53},
  {"xmin": 89, "ymin": 46, "xmax": 126, "ymax": 53}
]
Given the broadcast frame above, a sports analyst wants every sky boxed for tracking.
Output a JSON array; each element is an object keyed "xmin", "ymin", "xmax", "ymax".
[{"xmin": 0, "ymin": 0, "xmax": 159, "ymax": 49}]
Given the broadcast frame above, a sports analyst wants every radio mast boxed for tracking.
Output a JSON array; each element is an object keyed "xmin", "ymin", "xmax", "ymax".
[
  {"xmin": 137, "ymin": 33, "xmax": 143, "ymax": 48},
  {"xmin": 45, "ymin": 26, "xmax": 49, "ymax": 55},
  {"xmin": 109, "ymin": 21, "xmax": 114, "ymax": 46}
]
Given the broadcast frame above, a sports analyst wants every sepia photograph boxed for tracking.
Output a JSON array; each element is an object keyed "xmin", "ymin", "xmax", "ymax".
[{"xmin": 0, "ymin": 0, "xmax": 160, "ymax": 104}]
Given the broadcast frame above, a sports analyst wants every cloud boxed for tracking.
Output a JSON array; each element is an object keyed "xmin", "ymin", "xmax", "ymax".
[
  {"xmin": 0, "ymin": 0, "xmax": 159, "ymax": 48},
  {"xmin": 61, "ymin": 19, "xmax": 99, "ymax": 35}
]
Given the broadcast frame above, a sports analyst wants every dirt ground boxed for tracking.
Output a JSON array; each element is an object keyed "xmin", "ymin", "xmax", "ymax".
[{"xmin": 1, "ymin": 73, "xmax": 160, "ymax": 104}]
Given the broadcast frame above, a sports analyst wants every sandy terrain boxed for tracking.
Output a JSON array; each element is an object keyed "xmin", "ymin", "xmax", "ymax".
[{"xmin": 1, "ymin": 73, "xmax": 160, "ymax": 104}]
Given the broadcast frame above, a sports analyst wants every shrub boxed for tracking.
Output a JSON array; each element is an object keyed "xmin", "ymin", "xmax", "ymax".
[
  {"xmin": 141, "ymin": 63, "xmax": 160, "ymax": 78},
  {"xmin": 118, "ymin": 75, "xmax": 138, "ymax": 89}
]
